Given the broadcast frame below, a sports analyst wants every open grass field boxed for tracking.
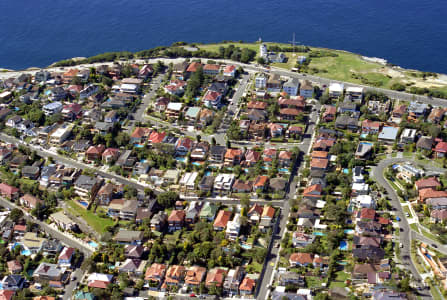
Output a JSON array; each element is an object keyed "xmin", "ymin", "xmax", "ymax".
[
  {"xmin": 196, "ymin": 41, "xmax": 447, "ymax": 92},
  {"xmin": 67, "ymin": 200, "xmax": 115, "ymax": 235}
]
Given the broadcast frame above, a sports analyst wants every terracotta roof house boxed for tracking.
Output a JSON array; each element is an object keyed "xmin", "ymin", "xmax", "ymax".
[
  {"xmin": 278, "ymin": 150, "xmax": 293, "ymax": 167},
  {"xmin": 289, "ymin": 253, "xmax": 313, "ymax": 267},
  {"xmin": 415, "ymin": 177, "xmax": 441, "ymax": 191},
  {"xmin": 185, "ymin": 266, "xmax": 206, "ymax": 287},
  {"xmin": 310, "ymin": 158, "xmax": 329, "ymax": 170},
  {"xmin": 7, "ymin": 261, "xmax": 22, "ymax": 274},
  {"xmin": 248, "ymin": 204, "xmax": 264, "ymax": 223},
  {"xmin": 147, "ymin": 131, "xmax": 166, "ymax": 145},
  {"xmin": 224, "ymin": 148, "xmax": 243, "ymax": 166},
  {"xmin": 165, "ymin": 265, "xmax": 186, "ymax": 287},
  {"xmin": 279, "ymin": 108, "xmax": 300, "ymax": 120},
  {"xmin": 253, "ymin": 175, "xmax": 269, "ymax": 192},
  {"xmin": 154, "ymin": 97, "xmax": 170, "ymax": 112},
  {"xmin": 434, "ymin": 142, "xmax": 447, "ymax": 158},
  {"xmin": 247, "ymin": 101, "xmax": 268, "ymax": 110},
  {"xmin": 20, "ymin": 194, "xmax": 43, "ymax": 209},
  {"xmin": 303, "ymin": 184, "xmax": 323, "ymax": 199},
  {"xmin": 168, "ymin": 210, "xmax": 185, "ymax": 232},
  {"xmin": 205, "ymin": 268, "xmax": 227, "ymax": 288},
  {"xmin": 419, "ymin": 189, "xmax": 447, "ymax": 203},
  {"xmin": 145, "ymin": 263, "xmax": 167, "ymax": 286},
  {"xmin": 278, "ymin": 97, "xmax": 305, "ymax": 110},
  {"xmin": 0, "ymin": 183, "xmax": 19, "ymax": 200},
  {"xmin": 358, "ymin": 208, "xmax": 376, "ymax": 220},
  {"xmin": 223, "ymin": 65, "xmax": 236, "ymax": 77},
  {"xmin": 102, "ymin": 148, "xmax": 120, "ymax": 163},
  {"xmin": 239, "ymin": 276, "xmax": 256, "ymax": 295},
  {"xmin": 186, "ymin": 62, "xmax": 202, "ymax": 74},
  {"xmin": 244, "ymin": 149, "xmax": 261, "ymax": 166},
  {"xmin": 203, "ymin": 64, "xmax": 220, "ymax": 76},
  {"xmin": 322, "ymin": 105, "xmax": 336, "ymax": 122},
  {"xmin": 85, "ymin": 144, "xmax": 105, "ymax": 161},
  {"xmin": 362, "ymin": 120, "xmax": 381, "ymax": 135},
  {"xmin": 213, "ymin": 210, "xmax": 232, "ymax": 231},
  {"xmin": 0, "ymin": 290, "xmax": 14, "ymax": 300},
  {"xmin": 261, "ymin": 205, "xmax": 275, "ymax": 220},
  {"xmin": 87, "ymin": 273, "xmax": 113, "ymax": 289}
]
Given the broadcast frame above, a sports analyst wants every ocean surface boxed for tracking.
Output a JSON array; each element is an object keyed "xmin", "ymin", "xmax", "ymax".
[{"xmin": 1, "ymin": 0, "xmax": 447, "ymax": 73}]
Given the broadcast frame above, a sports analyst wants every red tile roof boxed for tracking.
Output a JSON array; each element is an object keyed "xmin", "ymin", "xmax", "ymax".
[
  {"xmin": 88, "ymin": 280, "xmax": 108, "ymax": 289},
  {"xmin": 359, "ymin": 208, "xmax": 376, "ymax": 220},
  {"xmin": 86, "ymin": 144, "xmax": 105, "ymax": 155},
  {"xmin": 225, "ymin": 148, "xmax": 243, "ymax": 159},
  {"xmin": 253, "ymin": 175, "xmax": 269, "ymax": 187},
  {"xmin": 168, "ymin": 210, "xmax": 186, "ymax": 222},
  {"xmin": 0, "ymin": 290, "xmax": 14, "ymax": 300},
  {"xmin": 435, "ymin": 142, "xmax": 447, "ymax": 153},
  {"xmin": 204, "ymin": 64, "xmax": 220, "ymax": 71},
  {"xmin": 248, "ymin": 204, "xmax": 263, "ymax": 216},
  {"xmin": 223, "ymin": 65, "xmax": 236, "ymax": 74},
  {"xmin": 289, "ymin": 252, "xmax": 313, "ymax": 264},
  {"xmin": 262, "ymin": 205, "xmax": 275, "ymax": 219},
  {"xmin": 415, "ymin": 177, "xmax": 441, "ymax": 190},
  {"xmin": 187, "ymin": 62, "xmax": 202, "ymax": 73},
  {"xmin": 148, "ymin": 131, "xmax": 166, "ymax": 144},
  {"xmin": 205, "ymin": 268, "xmax": 227, "ymax": 287},
  {"xmin": 303, "ymin": 184, "xmax": 322, "ymax": 196},
  {"xmin": 213, "ymin": 210, "xmax": 232, "ymax": 228},
  {"xmin": 145, "ymin": 263, "xmax": 167, "ymax": 281},
  {"xmin": 419, "ymin": 189, "xmax": 447, "ymax": 202},
  {"xmin": 203, "ymin": 90, "xmax": 221, "ymax": 101},
  {"xmin": 131, "ymin": 127, "xmax": 151, "ymax": 139},
  {"xmin": 239, "ymin": 276, "xmax": 256, "ymax": 291},
  {"xmin": 310, "ymin": 158, "xmax": 329, "ymax": 169},
  {"xmin": 280, "ymin": 108, "xmax": 300, "ymax": 116},
  {"xmin": 0, "ymin": 183, "xmax": 19, "ymax": 196}
]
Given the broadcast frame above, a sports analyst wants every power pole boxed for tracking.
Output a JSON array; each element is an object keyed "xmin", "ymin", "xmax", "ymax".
[{"xmin": 289, "ymin": 33, "xmax": 298, "ymax": 57}]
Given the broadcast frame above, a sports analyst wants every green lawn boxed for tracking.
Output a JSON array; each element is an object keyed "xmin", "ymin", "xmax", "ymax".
[
  {"xmin": 429, "ymin": 283, "xmax": 443, "ymax": 300},
  {"xmin": 306, "ymin": 276, "xmax": 325, "ymax": 288},
  {"xmin": 67, "ymin": 200, "xmax": 115, "ymax": 235},
  {"xmin": 403, "ymin": 206, "xmax": 412, "ymax": 218},
  {"xmin": 246, "ymin": 261, "xmax": 263, "ymax": 273}
]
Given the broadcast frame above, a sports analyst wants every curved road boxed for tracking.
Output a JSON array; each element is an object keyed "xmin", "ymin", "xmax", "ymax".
[{"xmin": 372, "ymin": 156, "xmax": 446, "ymax": 299}]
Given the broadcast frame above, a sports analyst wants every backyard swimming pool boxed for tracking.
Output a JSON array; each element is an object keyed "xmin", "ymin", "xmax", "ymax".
[
  {"xmin": 175, "ymin": 157, "xmax": 186, "ymax": 163},
  {"xmin": 21, "ymin": 249, "xmax": 31, "ymax": 256},
  {"xmin": 344, "ymin": 229, "xmax": 355, "ymax": 234},
  {"xmin": 88, "ymin": 241, "xmax": 99, "ymax": 248},
  {"xmin": 339, "ymin": 240, "xmax": 348, "ymax": 250},
  {"xmin": 313, "ymin": 231, "xmax": 326, "ymax": 236}
]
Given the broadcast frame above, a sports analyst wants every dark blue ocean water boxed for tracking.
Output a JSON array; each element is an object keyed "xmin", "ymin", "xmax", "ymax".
[{"xmin": 1, "ymin": 0, "xmax": 447, "ymax": 73}]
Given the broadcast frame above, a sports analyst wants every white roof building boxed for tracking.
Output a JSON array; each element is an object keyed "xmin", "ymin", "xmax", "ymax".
[{"xmin": 179, "ymin": 172, "xmax": 198, "ymax": 190}]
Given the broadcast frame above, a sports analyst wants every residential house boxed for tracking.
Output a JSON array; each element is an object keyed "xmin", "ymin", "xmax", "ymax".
[
  {"xmin": 50, "ymin": 211, "xmax": 76, "ymax": 231},
  {"xmin": 73, "ymin": 175, "xmax": 102, "ymax": 202},
  {"xmin": 310, "ymin": 158, "xmax": 329, "ymax": 170},
  {"xmin": 431, "ymin": 210, "xmax": 447, "ymax": 223},
  {"xmin": 102, "ymin": 148, "xmax": 120, "ymax": 164},
  {"xmin": 205, "ymin": 268, "xmax": 227, "ymax": 288},
  {"xmin": 239, "ymin": 276, "xmax": 256, "ymax": 296},
  {"xmin": 185, "ymin": 201, "xmax": 202, "ymax": 224},
  {"xmin": 346, "ymin": 87, "xmax": 364, "ymax": 102},
  {"xmin": 226, "ymin": 214, "xmax": 242, "ymax": 241},
  {"xmin": 416, "ymin": 136, "xmax": 434, "ymax": 151},
  {"xmin": 279, "ymin": 108, "xmax": 300, "ymax": 120},
  {"xmin": 368, "ymin": 100, "xmax": 391, "ymax": 115},
  {"xmin": 355, "ymin": 142, "xmax": 373, "ymax": 159},
  {"xmin": 260, "ymin": 205, "xmax": 275, "ymax": 231},
  {"xmin": 1, "ymin": 275, "xmax": 24, "ymax": 291},
  {"xmin": 145, "ymin": 263, "xmax": 167, "ymax": 288},
  {"xmin": 253, "ymin": 175, "xmax": 269, "ymax": 192},
  {"xmin": 214, "ymin": 174, "xmax": 235, "ymax": 193},
  {"xmin": 150, "ymin": 211, "xmax": 167, "ymax": 231},
  {"xmin": 335, "ymin": 115, "xmax": 358, "ymax": 131},
  {"xmin": 400, "ymin": 128, "xmax": 417, "ymax": 144},
  {"xmin": 85, "ymin": 145, "xmax": 105, "ymax": 161},
  {"xmin": 87, "ymin": 273, "xmax": 113, "ymax": 289},
  {"xmin": 198, "ymin": 176, "xmax": 215, "ymax": 193},
  {"xmin": 175, "ymin": 138, "xmax": 193, "ymax": 156},
  {"xmin": 292, "ymin": 231, "xmax": 316, "ymax": 248},
  {"xmin": 118, "ymin": 259, "xmax": 146, "ymax": 276},
  {"xmin": 289, "ymin": 253, "xmax": 313, "ymax": 267},
  {"xmin": 329, "ymin": 83, "xmax": 344, "ymax": 98},
  {"xmin": 214, "ymin": 210, "xmax": 232, "ymax": 231},
  {"xmin": 415, "ymin": 177, "xmax": 441, "ymax": 191},
  {"xmin": 203, "ymin": 64, "xmax": 220, "ymax": 76},
  {"xmin": 283, "ymin": 78, "xmax": 300, "ymax": 96},
  {"xmin": 57, "ymin": 247, "xmax": 75, "ymax": 267},
  {"xmin": 124, "ymin": 245, "xmax": 144, "ymax": 259},
  {"xmin": 223, "ymin": 65, "xmax": 236, "ymax": 77},
  {"xmin": 164, "ymin": 265, "xmax": 186, "ymax": 288},
  {"xmin": 300, "ymin": 80, "xmax": 313, "ymax": 98},
  {"xmin": 278, "ymin": 150, "xmax": 293, "ymax": 167},
  {"xmin": 96, "ymin": 183, "xmax": 115, "ymax": 206},
  {"xmin": 434, "ymin": 141, "xmax": 447, "ymax": 158},
  {"xmin": 322, "ymin": 105, "xmax": 337, "ymax": 122},
  {"xmin": 203, "ymin": 90, "xmax": 222, "ymax": 108},
  {"xmin": 392, "ymin": 104, "xmax": 407, "ymax": 118},
  {"xmin": 408, "ymin": 101, "xmax": 428, "ymax": 118},
  {"xmin": 362, "ymin": 120, "xmax": 380, "ymax": 135},
  {"xmin": 223, "ymin": 267, "xmax": 244, "ymax": 296},
  {"xmin": 114, "ymin": 230, "xmax": 144, "ymax": 245},
  {"xmin": 428, "ymin": 108, "xmax": 445, "ymax": 124},
  {"xmin": 224, "ymin": 149, "xmax": 243, "ymax": 166},
  {"xmin": 61, "ymin": 103, "xmax": 82, "ymax": 120},
  {"xmin": 168, "ymin": 210, "xmax": 185, "ymax": 232},
  {"xmin": 269, "ymin": 178, "xmax": 287, "ymax": 192},
  {"xmin": 267, "ymin": 74, "xmax": 282, "ymax": 92},
  {"xmin": 33, "ymin": 263, "xmax": 63, "ymax": 283},
  {"xmin": 378, "ymin": 126, "xmax": 399, "ymax": 143},
  {"xmin": 154, "ymin": 97, "xmax": 170, "ymax": 113},
  {"xmin": 185, "ymin": 266, "xmax": 206, "ymax": 288},
  {"xmin": 42, "ymin": 102, "xmax": 63, "ymax": 116},
  {"xmin": 6, "ymin": 261, "xmax": 22, "ymax": 275},
  {"xmin": 255, "ymin": 74, "xmax": 267, "ymax": 89},
  {"xmin": 0, "ymin": 183, "xmax": 19, "ymax": 200},
  {"xmin": 20, "ymin": 194, "xmax": 43, "ymax": 209},
  {"xmin": 210, "ymin": 145, "xmax": 226, "ymax": 162},
  {"xmin": 198, "ymin": 108, "xmax": 215, "ymax": 128},
  {"xmin": 199, "ymin": 202, "xmax": 218, "ymax": 222},
  {"xmin": 165, "ymin": 102, "xmax": 183, "ymax": 119}
]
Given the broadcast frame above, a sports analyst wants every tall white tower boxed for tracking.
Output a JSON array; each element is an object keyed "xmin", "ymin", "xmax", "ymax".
[{"xmin": 260, "ymin": 43, "xmax": 268, "ymax": 58}]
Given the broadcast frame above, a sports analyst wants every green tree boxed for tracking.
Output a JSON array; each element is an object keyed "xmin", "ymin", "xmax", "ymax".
[{"xmin": 10, "ymin": 208, "xmax": 23, "ymax": 222}]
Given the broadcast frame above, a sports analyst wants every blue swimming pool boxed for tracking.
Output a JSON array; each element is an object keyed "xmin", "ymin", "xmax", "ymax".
[
  {"xmin": 192, "ymin": 162, "xmax": 201, "ymax": 166},
  {"xmin": 313, "ymin": 231, "xmax": 326, "ymax": 236},
  {"xmin": 343, "ymin": 168, "xmax": 349, "ymax": 174},
  {"xmin": 204, "ymin": 171, "xmax": 211, "ymax": 176},
  {"xmin": 79, "ymin": 201, "xmax": 89, "ymax": 208},
  {"xmin": 279, "ymin": 168, "xmax": 289, "ymax": 173},
  {"xmin": 21, "ymin": 249, "xmax": 31, "ymax": 256},
  {"xmin": 344, "ymin": 229, "xmax": 355, "ymax": 234},
  {"xmin": 134, "ymin": 144, "xmax": 144, "ymax": 148},
  {"xmin": 175, "ymin": 157, "xmax": 186, "ymax": 162},
  {"xmin": 140, "ymin": 159, "xmax": 147, "ymax": 163},
  {"xmin": 88, "ymin": 241, "xmax": 98, "ymax": 248},
  {"xmin": 337, "ymin": 261, "xmax": 348, "ymax": 265},
  {"xmin": 240, "ymin": 244, "xmax": 252, "ymax": 250},
  {"xmin": 339, "ymin": 240, "xmax": 348, "ymax": 250},
  {"xmin": 360, "ymin": 133, "xmax": 367, "ymax": 138}
]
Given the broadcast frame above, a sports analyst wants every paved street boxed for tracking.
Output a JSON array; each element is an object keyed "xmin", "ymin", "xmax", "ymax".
[
  {"xmin": 372, "ymin": 156, "xmax": 447, "ymax": 298},
  {"xmin": 63, "ymin": 268, "xmax": 85, "ymax": 300},
  {"xmin": 0, "ymin": 197, "xmax": 94, "ymax": 256},
  {"xmin": 0, "ymin": 133, "xmax": 149, "ymax": 192}
]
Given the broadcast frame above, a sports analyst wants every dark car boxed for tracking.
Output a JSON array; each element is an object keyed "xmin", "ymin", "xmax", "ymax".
[{"xmin": 432, "ymin": 243, "xmax": 438, "ymax": 248}]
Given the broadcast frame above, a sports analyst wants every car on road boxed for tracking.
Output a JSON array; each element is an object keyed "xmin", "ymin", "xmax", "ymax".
[
  {"xmin": 432, "ymin": 243, "xmax": 438, "ymax": 248},
  {"xmin": 405, "ymin": 212, "xmax": 410, "ymax": 217}
]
